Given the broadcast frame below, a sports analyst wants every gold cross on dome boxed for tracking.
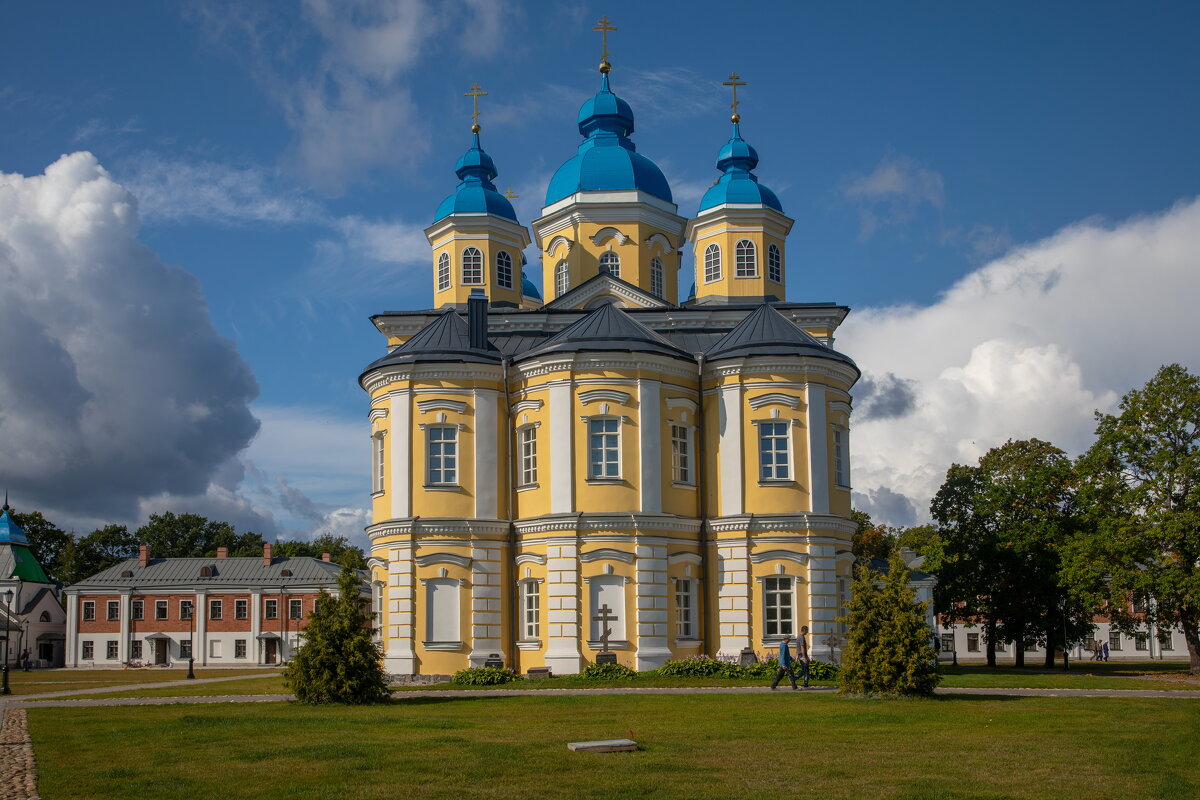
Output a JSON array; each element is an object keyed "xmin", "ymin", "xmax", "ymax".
[
  {"xmin": 723, "ymin": 72, "xmax": 747, "ymax": 123},
  {"xmin": 504, "ymin": 188, "xmax": 519, "ymax": 200},
  {"xmin": 465, "ymin": 82, "xmax": 488, "ymax": 132},
  {"xmin": 594, "ymin": 16, "xmax": 617, "ymax": 71}
]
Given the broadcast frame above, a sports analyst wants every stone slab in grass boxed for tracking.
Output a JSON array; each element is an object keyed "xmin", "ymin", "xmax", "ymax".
[{"xmin": 567, "ymin": 738, "xmax": 637, "ymax": 753}]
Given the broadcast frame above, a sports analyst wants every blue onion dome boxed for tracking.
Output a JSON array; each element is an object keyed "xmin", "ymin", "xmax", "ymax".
[
  {"xmin": 521, "ymin": 270, "xmax": 542, "ymax": 301},
  {"xmin": 698, "ymin": 123, "xmax": 782, "ymax": 213},
  {"xmin": 545, "ymin": 73, "xmax": 672, "ymax": 205},
  {"xmin": 434, "ymin": 132, "xmax": 518, "ymax": 223}
]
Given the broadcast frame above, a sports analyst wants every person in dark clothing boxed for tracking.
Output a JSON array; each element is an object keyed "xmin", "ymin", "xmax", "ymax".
[
  {"xmin": 794, "ymin": 625, "xmax": 811, "ymax": 688},
  {"xmin": 770, "ymin": 635, "xmax": 799, "ymax": 690}
]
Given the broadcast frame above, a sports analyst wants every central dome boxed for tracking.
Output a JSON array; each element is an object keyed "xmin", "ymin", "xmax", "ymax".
[{"xmin": 544, "ymin": 73, "xmax": 672, "ymax": 206}]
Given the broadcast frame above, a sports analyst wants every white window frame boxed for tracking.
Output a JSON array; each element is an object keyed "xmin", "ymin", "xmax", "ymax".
[
  {"xmin": 461, "ymin": 246, "xmax": 483, "ymax": 285},
  {"xmin": 518, "ymin": 425, "xmax": 538, "ymax": 487},
  {"xmin": 599, "ymin": 250, "xmax": 620, "ymax": 277},
  {"xmin": 703, "ymin": 243, "xmax": 721, "ymax": 283},
  {"xmin": 967, "ymin": 633, "xmax": 980, "ymax": 652},
  {"xmin": 496, "ymin": 250, "xmax": 513, "ymax": 289},
  {"xmin": 763, "ymin": 575, "xmax": 795, "ymax": 637},
  {"xmin": 155, "ymin": 600, "xmax": 168, "ymax": 620},
  {"xmin": 81, "ymin": 641, "xmax": 94, "ymax": 660},
  {"xmin": 209, "ymin": 599, "xmax": 222, "ymax": 620},
  {"xmin": 426, "ymin": 425, "xmax": 459, "ymax": 486},
  {"xmin": 735, "ymin": 239, "xmax": 757, "ymax": 277},
  {"xmin": 264, "ymin": 598, "xmax": 278, "ymax": 620},
  {"xmin": 180, "ymin": 639, "xmax": 193, "ymax": 659},
  {"xmin": 767, "ymin": 243, "xmax": 782, "ymax": 283},
  {"xmin": 555, "ymin": 260, "xmax": 570, "ymax": 296},
  {"xmin": 587, "ymin": 417, "xmax": 622, "ymax": 481},
  {"xmin": 833, "ymin": 427, "xmax": 850, "ymax": 487},
  {"xmin": 82, "ymin": 601, "xmax": 95, "ymax": 621},
  {"xmin": 675, "ymin": 578, "xmax": 695, "ymax": 638},
  {"xmin": 131, "ymin": 640, "xmax": 143, "ymax": 660},
  {"xmin": 106, "ymin": 640, "xmax": 119, "ymax": 660},
  {"xmin": 372, "ymin": 431, "xmax": 386, "ymax": 495},
  {"xmin": 289, "ymin": 599, "xmax": 303, "ymax": 620},
  {"xmin": 670, "ymin": 424, "xmax": 692, "ymax": 485},
  {"xmin": 131, "ymin": 600, "xmax": 144, "ymax": 621},
  {"xmin": 106, "ymin": 600, "xmax": 120, "ymax": 621},
  {"xmin": 757, "ymin": 420, "xmax": 792, "ymax": 481},
  {"xmin": 180, "ymin": 600, "xmax": 194, "ymax": 621},
  {"xmin": 1108, "ymin": 631, "xmax": 1122, "ymax": 651},
  {"xmin": 437, "ymin": 252, "xmax": 451, "ymax": 292},
  {"xmin": 649, "ymin": 257, "xmax": 663, "ymax": 298},
  {"xmin": 521, "ymin": 580, "xmax": 540, "ymax": 640},
  {"xmin": 235, "ymin": 639, "xmax": 247, "ymax": 659}
]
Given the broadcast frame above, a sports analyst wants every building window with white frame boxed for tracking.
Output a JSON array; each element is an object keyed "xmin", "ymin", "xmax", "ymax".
[
  {"xmin": 735, "ymin": 239, "xmax": 757, "ymax": 277},
  {"xmin": 703, "ymin": 244, "xmax": 721, "ymax": 283},
  {"xmin": 763, "ymin": 576, "xmax": 793, "ymax": 636},
  {"xmin": 967, "ymin": 633, "xmax": 980, "ymax": 652},
  {"xmin": 555, "ymin": 260, "xmax": 570, "ymax": 296},
  {"xmin": 496, "ymin": 250, "xmax": 513, "ymax": 289},
  {"xmin": 106, "ymin": 640, "xmax": 119, "ymax": 660},
  {"xmin": 650, "ymin": 257, "xmax": 663, "ymax": 298},
  {"xmin": 180, "ymin": 600, "xmax": 194, "ymax": 620},
  {"xmin": 519, "ymin": 426, "xmax": 537, "ymax": 486},
  {"xmin": 155, "ymin": 600, "xmax": 168, "ymax": 620},
  {"xmin": 81, "ymin": 641, "xmax": 94, "ymax": 660},
  {"xmin": 132, "ymin": 600, "xmax": 144, "ymax": 621},
  {"xmin": 372, "ymin": 432, "xmax": 386, "ymax": 494},
  {"xmin": 1159, "ymin": 630, "xmax": 1174, "ymax": 650},
  {"xmin": 522, "ymin": 581, "xmax": 539, "ymax": 640},
  {"xmin": 675, "ymin": 578, "xmax": 695, "ymax": 638},
  {"xmin": 768, "ymin": 243, "xmax": 782, "ymax": 283},
  {"xmin": 670, "ymin": 424, "xmax": 691, "ymax": 484},
  {"xmin": 289, "ymin": 599, "xmax": 303, "ymax": 620},
  {"xmin": 599, "ymin": 250, "xmax": 620, "ymax": 277},
  {"xmin": 180, "ymin": 640, "xmax": 192, "ymax": 659},
  {"xmin": 131, "ymin": 640, "xmax": 143, "ymax": 661},
  {"xmin": 1135, "ymin": 632, "xmax": 1148, "ymax": 651},
  {"xmin": 941, "ymin": 634, "xmax": 955, "ymax": 653},
  {"xmin": 235, "ymin": 599, "xmax": 248, "ymax": 620},
  {"xmin": 588, "ymin": 418, "xmax": 620, "ymax": 479},
  {"xmin": 833, "ymin": 427, "xmax": 850, "ymax": 487},
  {"xmin": 1108, "ymin": 631, "xmax": 1122, "ymax": 650},
  {"xmin": 82, "ymin": 601, "xmax": 95, "ymax": 621},
  {"xmin": 106, "ymin": 600, "xmax": 119, "ymax": 621},
  {"xmin": 461, "ymin": 246, "xmax": 483, "ymax": 285},
  {"xmin": 758, "ymin": 421, "xmax": 791, "ymax": 481},
  {"xmin": 437, "ymin": 252, "xmax": 451, "ymax": 292},
  {"xmin": 209, "ymin": 599, "xmax": 222, "ymax": 620},
  {"xmin": 264, "ymin": 599, "xmax": 278, "ymax": 620},
  {"xmin": 427, "ymin": 425, "xmax": 458, "ymax": 485},
  {"xmin": 235, "ymin": 639, "xmax": 247, "ymax": 658}
]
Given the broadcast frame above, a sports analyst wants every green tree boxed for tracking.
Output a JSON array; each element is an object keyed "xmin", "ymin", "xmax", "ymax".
[
  {"xmin": 61, "ymin": 525, "xmax": 140, "ymax": 584},
  {"xmin": 135, "ymin": 512, "xmax": 237, "ymax": 558},
  {"xmin": 850, "ymin": 509, "xmax": 896, "ymax": 561},
  {"xmin": 839, "ymin": 552, "xmax": 940, "ymax": 696},
  {"xmin": 275, "ymin": 534, "xmax": 366, "ymax": 569},
  {"xmin": 1068, "ymin": 364, "xmax": 1200, "ymax": 674},
  {"xmin": 10, "ymin": 510, "xmax": 70, "ymax": 583},
  {"xmin": 284, "ymin": 558, "xmax": 388, "ymax": 704},
  {"xmin": 895, "ymin": 525, "xmax": 941, "ymax": 560}
]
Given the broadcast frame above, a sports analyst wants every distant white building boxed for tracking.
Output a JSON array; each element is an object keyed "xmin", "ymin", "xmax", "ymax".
[{"xmin": 1, "ymin": 501, "xmax": 66, "ymax": 668}]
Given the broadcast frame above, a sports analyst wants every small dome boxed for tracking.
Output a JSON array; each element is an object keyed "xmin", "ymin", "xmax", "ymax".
[
  {"xmin": 698, "ymin": 123, "xmax": 782, "ymax": 213},
  {"xmin": 434, "ymin": 132, "xmax": 518, "ymax": 223},
  {"xmin": 545, "ymin": 73, "xmax": 672, "ymax": 206},
  {"xmin": 521, "ymin": 270, "xmax": 542, "ymax": 301}
]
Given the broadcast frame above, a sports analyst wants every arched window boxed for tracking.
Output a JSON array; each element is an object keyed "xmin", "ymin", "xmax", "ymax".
[
  {"xmin": 40, "ymin": 611, "xmax": 51, "ymax": 622},
  {"xmin": 599, "ymin": 250, "xmax": 620, "ymax": 278},
  {"xmin": 704, "ymin": 244, "xmax": 722, "ymax": 283},
  {"xmin": 768, "ymin": 244, "xmax": 782, "ymax": 283},
  {"xmin": 555, "ymin": 260, "xmax": 570, "ymax": 297},
  {"xmin": 496, "ymin": 250, "xmax": 513, "ymax": 289},
  {"xmin": 735, "ymin": 239, "xmax": 757, "ymax": 278},
  {"xmin": 649, "ymin": 257, "xmax": 664, "ymax": 299},
  {"xmin": 461, "ymin": 246, "xmax": 483, "ymax": 285},
  {"xmin": 436, "ymin": 252, "xmax": 450, "ymax": 292}
]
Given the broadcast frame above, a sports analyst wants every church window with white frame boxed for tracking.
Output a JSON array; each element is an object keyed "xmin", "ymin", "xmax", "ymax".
[
  {"xmin": 427, "ymin": 425, "xmax": 458, "ymax": 485},
  {"xmin": 599, "ymin": 250, "xmax": 620, "ymax": 278},
  {"xmin": 496, "ymin": 250, "xmax": 513, "ymax": 289},
  {"xmin": 555, "ymin": 260, "xmax": 570, "ymax": 296},
  {"xmin": 704, "ymin": 244, "xmax": 721, "ymax": 283},
  {"xmin": 372, "ymin": 432, "xmax": 386, "ymax": 494},
  {"xmin": 764, "ymin": 576, "xmax": 794, "ymax": 636},
  {"xmin": 675, "ymin": 578, "xmax": 695, "ymax": 638},
  {"xmin": 735, "ymin": 239, "xmax": 757, "ymax": 277},
  {"xmin": 461, "ymin": 246, "xmax": 483, "ymax": 285},
  {"xmin": 521, "ymin": 581, "xmax": 539, "ymax": 640},
  {"xmin": 833, "ymin": 427, "xmax": 850, "ymax": 487},
  {"xmin": 519, "ymin": 426, "xmax": 537, "ymax": 486},
  {"xmin": 437, "ymin": 252, "xmax": 451, "ymax": 291},
  {"xmin": 758, "ymin": 421, "xmax": 791, "ymax": 481},
  {"xmin": 670, "ymin": 424, "xmax": 691, "ymax": 484},
  {"xmin": 588, "ymin": 418, "xmax": 620, "ymax": 479},
  {"xmin": 649, "ymin": 257, "xmax": 663, "ymax": 298},
  {"xmin": 767, "ymin": 243, "xmax": 782, "ymax": 283}
]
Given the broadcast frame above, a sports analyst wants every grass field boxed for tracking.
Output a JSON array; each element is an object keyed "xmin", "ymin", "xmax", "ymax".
[
  {"xmin": 2, "ymin": 668, "xmax": 277, "ymax": 695},
  {"xmin": 27, "ymin": 693, "xmax": 1200, "ymax": 800}
]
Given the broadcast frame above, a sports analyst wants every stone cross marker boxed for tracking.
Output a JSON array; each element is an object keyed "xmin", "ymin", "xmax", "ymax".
[{"xmin": 592, "ymin": 604, "xmax": 616, "ymax": 652}]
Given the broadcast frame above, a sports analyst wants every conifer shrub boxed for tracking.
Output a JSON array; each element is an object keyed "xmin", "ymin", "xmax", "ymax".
[
  {"xmin": 450, "ymin": 666, "xmax": 523, "ymax": 686},
  {"xmin": 284, "ymin": 560, "xmax": 390, "ymax": 704},
  {"xmin": 580, "ymin": 662, "xmax": 638, "ymax": 680},
  {"xmin": 839, "ymin": 553, "xmax": 940, "ymax": 697}
]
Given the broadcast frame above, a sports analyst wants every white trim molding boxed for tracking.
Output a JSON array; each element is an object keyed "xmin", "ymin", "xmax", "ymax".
[
  {"xmin": 544, "ymin": 235, "xmax": 574, "ymax": 256},
  {"xmin": 579, "ymin": 548, "xmax": 637, "ymax": 564},
  {"xmin": 514, "ymin": 553, "xmax": 547, "ymax": 566},
  {"xmin": 417, "ymin": 399, "xmax": 469, "ymax": 414},
  {"xmin": 579, "ymin": 389, "xmax": 631, "ymax": 406},
  {"xmin": 415, "ymin": 553, "xmax": 473, "ymax": 569},
  {"xmin": 511, "ymin": 399, "xmax": 543, "ymax": 414},
  {"xmin": 749, "ymin": 549, "xmax": 810, "ymax": 565},
  {"xmin": 588, "ymin": 226, "xmax": 630, "ymax": 246},
  {"xmin": 667, "ymin": 552, "xmax": 703, "ymax": 565},
  {"xmin": 748, "ymin": 392, "xmax": 801, "ymax": 410}
]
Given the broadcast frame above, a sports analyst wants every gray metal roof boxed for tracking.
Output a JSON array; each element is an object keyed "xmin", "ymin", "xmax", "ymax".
[
  {"xmin": 68, "ymin": 556, "xmax": 345, "ymax": 590},
  {"xmin": 705, "ymin": 303, "xmax": 859, "ymax": 372},
  {"xmin": 514, "ymin": 302, "xmax": 695, "ymax": 363},
  {"xmin": 360, "ymin": 308, "xmax": 500, "ymax": 377}
]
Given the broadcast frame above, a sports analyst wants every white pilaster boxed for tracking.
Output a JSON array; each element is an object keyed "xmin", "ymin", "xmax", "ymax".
[
  {"xmin": 119, "ymin": 591, "xmax": 131, "ymax": 663},
  {"xmin": 469, "ymin": 544, "xmax": 505, "ymax": 666},
  {"xmin": 390, "ymin": 390, "xmax": 412, "ymax": 518},
  {"xmin": 716, "ymin": 543, "xmax": 751, "ymax": 657},
  {"xmin": 549, "ymin": 382, "xmax": 574, "ymax": 514},
  {"xmin": 718, "ymin": 384, "xmax": 743, "ymax": 516},
  {"xmin": 543, "ymin": 541, "xmax": 582, "ymax": 674},
  {"xmin": 638, "ymin": 380, "xmax": 662, "ymax": 513},
  {"xmin": 806, "ymin": 544, "xmax": 838, "ymax": 643},
  {"xmin": 473, "ymin": 389, "xmax": 499, "ymax": 519},
  {"xmin": 250, "ymin": 589, "xmax": 263, "ymax": 664},
  {"xmin": 195, "ymin": 591, "xmax": 207, "ymax": 666},
  {"xmin": 806, "ymin": 384, "xmax": 829, "ymax": 515},
  {"xmin": 634, "ymin": 543, "xmax": 671, "ymax": 669},
  {"xmin": 65, "ymin": 593, "xmax": 78, "ymax": 667},
  {"xmin": 385, "ymin": 547, "xmax": 416, "ymax": 674}
]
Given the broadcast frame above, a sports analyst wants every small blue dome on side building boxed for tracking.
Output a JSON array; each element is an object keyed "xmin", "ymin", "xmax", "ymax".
[
  {"xmin": 521, "ymin": 270, "xmax": 542, "ymax": 301},
  {"xmin": 434, "ymin": 132, "xmax": 519, "ymax": 223},
  {"xmin": 698, "ymin": 123, "xmax": 782, "ymax": 213}
]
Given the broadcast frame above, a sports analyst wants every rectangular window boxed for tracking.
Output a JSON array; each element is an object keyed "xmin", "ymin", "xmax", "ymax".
[
  {"xmin": 675, "ymin": 579, "xmax": 694, "ymax": 638},
  {"xmin": 967, "ymin": 633, "xmax": 980, "ymax": 652},
  {"xmin": 763, "ymin": 576, "xmax": 793, "ymax": 636},
  {"xmin": 833, "ymin": 428, "xmax": 850, "ymax": 487},
  {"xmin": 106, "ymin": 640, "xmax": 119, "ymax": 660},
  {"xmin": 759, "ymin": 421, "xmax": 790, "ymax": 481},
  {"xmin": 497, "ymin": 251, "xmax": 513, "ymax": 289},
  {"xmin": 1108, "ymin": 631, "xmax": 1122, "ymax": 651},
  {"xmin": 106, "ymin": 600, "xmax": 120, "ymax": 621},
  {"xmin": 373, "ymin": 433, "xmax": 386, "ymax": 494},
  {"xmin": 210, "ymin": 640, "xmax": 222, "ymax": 658},
  {"xmin": 155, "ymin": 600, "xmax": 168, "ymax": 620},
  {"xmin": 82, "ymin": 601, "xmax": 96, "ymax": 621},
  {"xmin": 264, "ymin": 599, "xmax": 278, "ymax": 620},
  {"xmin": 235, "ymin": 639, "xmax": 247, "ymax": 659},
  {"xmin": 522, "ymin": 582, "xmax": 539, "ymax": 640},
  {"xmin": 1132, "ymin": 597, "xmax": 1148, "ymax": 614},
  {"xmin": 649, "ymin": 259, "xmax": 663, "ymax": 299},
  {"xmin": 180, "ymin": 640, "xmax": 192, "ymax": 659},
  {"xmin": 235, "ymin": 599, "xmax": 248, "ymax": 620},
  {"xmin": 588, "ymin": 418, "xmax": 620, "ymax": 479},
  {"xmin": 82, "ymin": 641, "xmax": 94, "ymax": 660},
  {"xmin": 941, "ymin": 634, "xmax": 955, "ymax": 653},
  {"xmin": 1159, "ymin": 631, "xmax": 1173, "ymax": 650},
  {"xmin": 131, "ymin": 640, "xmax": 143, "ymax": 660},
  {"xmin": 180, "ymin": 600, "xmax": 194, "ymax": 620},
  {"xmin": 132, "ymin": 600, "xmax": 144, "ymax": 621},
  {"xmin": 209, "ymin": 599, "xmax": 222, "ymax": 620},
  {"xmin": 671, "ymin": 425, "xmax": 691, "ymax": 484},
  {"xmin": 427, "ymin": 426, "xmax": 458, "ymax": 485},
  {"xmin": 289, "ymin": 599, "xmax": 303, "ymax": 620},
  {"xmin": 519, "ymin": 426, "xmax": 537, "ymax": 486},
  {"xmin": 1135, "ymin": 633, "xmax": 1148, "ymax": 651},
  {"xmin": 995, "ymin": 640, "xmax": 1007, "ymax": 653}
]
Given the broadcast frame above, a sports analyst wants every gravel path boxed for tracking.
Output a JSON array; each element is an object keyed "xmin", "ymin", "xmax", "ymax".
[
  {"xmin": 3, "ymin": 672, "xmax": 277, "ymax": 702},
  {"xmin": 0, "ymin": 709, "xmax": 38, "ymax": 800}
]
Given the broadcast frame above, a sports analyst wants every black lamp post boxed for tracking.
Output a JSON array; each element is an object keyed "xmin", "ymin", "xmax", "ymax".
[
  {"xmin": 186, "ymin": 600, "xmax": 196, "ymax": 680},
  {"xmin": 1, "ymin": 588, "xmax": 12, "ymax": 695}
]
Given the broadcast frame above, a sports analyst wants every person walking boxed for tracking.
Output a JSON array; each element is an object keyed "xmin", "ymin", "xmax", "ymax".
[
  {"xmin": 770, "ymin": 636, "xmax": 799, "ymax": 690},
  {"xmin": 795, "ymin": 625, "xmax": 811, "ymax": 688},
  {"xmin": 1101, "ymin": 640, "xmax": 1110, "ymax": 662}
]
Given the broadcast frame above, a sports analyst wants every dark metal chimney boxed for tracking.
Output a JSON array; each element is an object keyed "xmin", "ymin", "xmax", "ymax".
[{"xmin": 468, "ymin": 289, "xmax": 488, "ymax": 350}]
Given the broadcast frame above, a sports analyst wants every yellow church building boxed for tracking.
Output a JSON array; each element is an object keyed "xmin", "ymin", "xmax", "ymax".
[{"xmin": 360, "ymin": 25, "xmax": 860, "ymax": 676}]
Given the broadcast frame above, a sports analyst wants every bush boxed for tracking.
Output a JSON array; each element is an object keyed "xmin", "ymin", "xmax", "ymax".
[
  {"xmin": 656, "ymin": 655, "xmax": 739, "ymax": 678},
  {"xmin": 450, "ymin": 666, "xmax": 523, "ymax": 686},
  {"xmin": 580, "ymin": 662, "xmax": 638, "ymax": 680},
  {"xmin": 749, "ymin": 657, "xmax": 840, "ymax": 681}
]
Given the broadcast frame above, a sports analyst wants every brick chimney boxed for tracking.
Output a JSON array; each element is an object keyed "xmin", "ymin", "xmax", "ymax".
[
  {"xmin": 263, "ymin": 542, "xmax": 273, "ymax": 566},
  {"xmin": 321, "ymin": 552, "xmax": 332, "ymax": 562},
  {"xmin": 216, "ymin": 547, "xmax": 229, "ymax": 559},
  {"xmin": 139, "ymin": 545, "xmax": 150, "ymax": 567}
]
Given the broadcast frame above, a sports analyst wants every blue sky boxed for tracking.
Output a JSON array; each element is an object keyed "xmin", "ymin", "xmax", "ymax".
[{"xmin": 2, "ymin": 1, "xmax": 1198, "ymax": 540}]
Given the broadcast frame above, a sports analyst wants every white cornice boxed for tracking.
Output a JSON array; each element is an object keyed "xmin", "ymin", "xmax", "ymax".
[
  {"xmin": 706, "ymin": 514, "xmax": 857, "ymax": 536},
  {"xmin": 748, "ymin": 549, "xmax": 810, "ymax": 565},
  {"xmin": 414, "ymin": 553, "xmax": 473, "ymax": 569},
  {"xmin": 416, "ymin": 399, "xmax": 469, "ymax": 414},
  {"xmin": 512, "ymin": 513, "xmax": 703, "ymax": 536},
  {"xmin": 578, "ymin": 548, "xmax": 636, "ymax": 564},
  {"xmin": 747, "ymin": 392, "xmax": 800, "ymax": 410},
  {"xmin": 578, "ymin": 389, "xmax": 631, "ymax": 406},
  {"xmin": 366, "ymin": 518, "xmax": 511, "ymax": 539},
  {"xmin": 424, "ymin": 215, "xmax": 532, "ymax": 249}
]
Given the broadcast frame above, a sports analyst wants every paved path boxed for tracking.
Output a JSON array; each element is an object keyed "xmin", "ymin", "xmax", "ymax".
[
  {"xmin": 1, "ymin": 672, "xmax": 276, "ymax": 702},
  {"xmin": 0, "ymin": 709, "xmax": 38, "ymax": 800}
]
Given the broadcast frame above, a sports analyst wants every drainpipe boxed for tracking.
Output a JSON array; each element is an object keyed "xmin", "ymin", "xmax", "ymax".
[
  {"xmin": 502, "ymin": 354, "xmax": 519, "ymax": 669},
  {"xmin": 695, "ymin": 353, "xmax": 710, "ymax": 652}
]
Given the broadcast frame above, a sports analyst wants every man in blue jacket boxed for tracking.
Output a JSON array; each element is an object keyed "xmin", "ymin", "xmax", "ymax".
[{"xmin": 770, "ymin": 634, "xmax": 800, "ymax": 690}]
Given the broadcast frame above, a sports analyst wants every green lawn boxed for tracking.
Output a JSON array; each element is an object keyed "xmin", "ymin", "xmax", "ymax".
[
  {"xmin": 3, "ymin": 668, "xmax": 278, "ymax": 695},
  {"xmin": 81, "ymin": 675, "xmax": 289, "ymax": 699},
  {"xmin": 27, "ymin": 694, "xmax": 1200, "ymax": 800},
  {"xmin": 938, "ymin": 662, "xmax": 1200, "ymax": 691}
]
